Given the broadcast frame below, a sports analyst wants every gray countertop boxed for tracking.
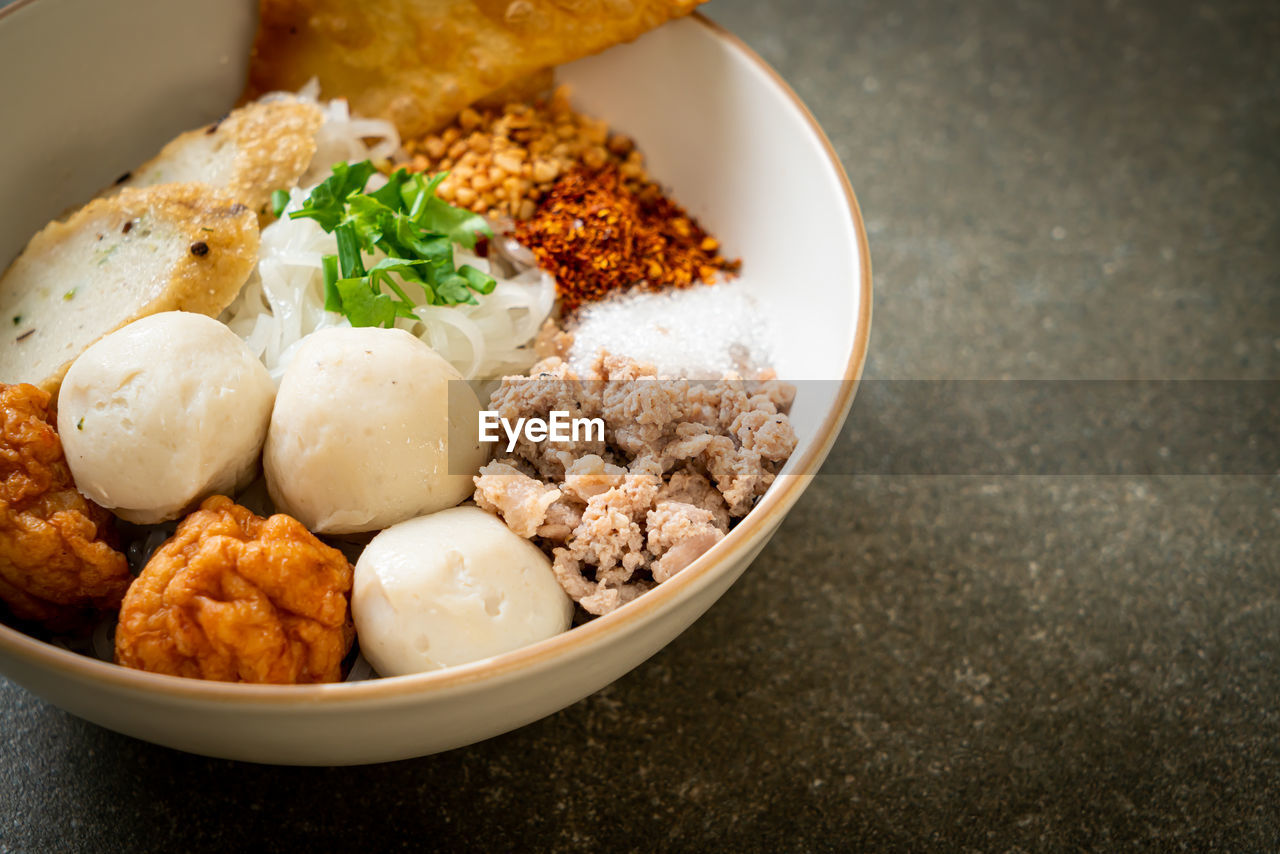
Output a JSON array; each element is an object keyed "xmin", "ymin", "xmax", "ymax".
[{"xmin": 2, "ymin": 0, "xmax": 1278, "ymax": 850}]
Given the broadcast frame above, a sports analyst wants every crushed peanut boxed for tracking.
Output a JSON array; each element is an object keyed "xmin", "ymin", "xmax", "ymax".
[{"xmin": 402, "ymin": 86, "xmax": 648, "ymax": 220}]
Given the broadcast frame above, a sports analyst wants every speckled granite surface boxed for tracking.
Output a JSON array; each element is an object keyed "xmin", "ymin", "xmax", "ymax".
[{"xmin": 2, "ymin": 0, "xmax": 1278, "ymax": 850}]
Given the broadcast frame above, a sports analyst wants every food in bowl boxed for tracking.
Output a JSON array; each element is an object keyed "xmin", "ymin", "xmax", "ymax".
[
  {"xmin": 57, "ymin": 311, "xmax": 277, "ymax": 524},
  {"xmin": 0, "ymin": 183, "xmax": 260, "ymax": 395},
  {"xmin": 265, "ymin": 325, "xmax": 485, "ymax": 533},
  {"xmin": 242, "ymin": 0, "xmax": 706, "ymax": 139},
  {"xmin": 0, "ymin": 0, "xmax": 801, "ymax": 684},
  {"xmin": 473, "ymin": 352, "xmax": 796, "ymax": 615},
  {"xmin": 352, "ymin": 506, "xmax": 573, "ymax": 676},
  {"xmin": 0, "ymin": 383, "xmax": 131, "ymax": 631},
  {"xmin": 113, "ymin": 495, "xmax": 354, "ymax": 683},
  {"xmin": 111, "ymin": 99, "xmax": 325, "ymax": 221}
]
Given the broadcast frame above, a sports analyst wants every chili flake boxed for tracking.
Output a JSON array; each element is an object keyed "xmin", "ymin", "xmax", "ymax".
[{"xmin": 514, "ymin": 165, "xmax": 739, "ymax": 312}]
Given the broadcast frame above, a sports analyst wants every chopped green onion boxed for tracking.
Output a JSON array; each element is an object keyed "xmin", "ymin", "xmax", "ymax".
[
  {"xmin": 293, "ymin": 160, "xmax": 496, "ymax": 328},
  {"xmin": 334, "ymin": 222, "xmax": 366, "ymax": 279},
  {"xmin": 271, "ymin": 189, "xmax": 290, "ymax": 218},
  {"xmin": 321, "ymin": 254, "xmax": 342, "ymax": 313}
]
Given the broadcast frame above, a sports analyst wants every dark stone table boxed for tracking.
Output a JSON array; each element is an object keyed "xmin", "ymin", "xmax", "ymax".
[{"xmin": 2, "ymin": 0, "xmax": 1277, "ymax": 850}]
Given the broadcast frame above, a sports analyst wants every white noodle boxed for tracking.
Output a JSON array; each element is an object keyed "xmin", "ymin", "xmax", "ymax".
[{"xmin": 344, "ymin": 653, "xmax": 376, "ymax": 682}]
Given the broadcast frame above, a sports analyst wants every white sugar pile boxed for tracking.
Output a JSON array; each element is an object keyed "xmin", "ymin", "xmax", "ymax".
[{"xmin": 566, "ymin": 280, "xmax": 775, "ymax": 378}]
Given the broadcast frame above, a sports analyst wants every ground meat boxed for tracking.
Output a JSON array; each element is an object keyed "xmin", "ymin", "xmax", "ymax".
[
  {"xmin": 472, "ymin": 352, "xmax": 796, "ymax": 615},
  {"xmin": 533, "ymin": 318, "xmax": 574, "ymax": 361},
  {"xmin": 732, "ymin": 409, "xmax": 799, "ymax": 461},
  {"xmin": 486, "ymin": 356, "xmax": 606, "ymax": 478},
  {"xmin": 646, "ymin": 501, "xmax": 724, "ymax": 583},
  {"xmin": 568, "ymin": 497, "xmax": 645, "ymax": 577},
  {"xmin": 114, "ymin": 496, "xmax": 354, "ymax": 683},
  {"xmin": 536, "ymin": 496, "xmax": 585, "ymax": 542},
  {"xmin": 701, "ymin": 436, "xmax": 772, "ymax": 517},
  {"xmin": 657, "ymin": 469, "xmax": 730, "ymax": 531},
  {"xmin": 755, "ymin": 373, "xmax": 797, "ymax": 411},
  {"xmin": 551, "ymin": 549, "xmax": 653, "ymax": 616},
  {"xmin": 0, "ymin": 383, "xmax": 131, "ymax": 631},
  {"xmin": 561, "ymin": 455, "xmax": 628, "ymax": 502},
  {"xmin": 658, "ymin": 422, "xmax": 718, "ymax": 471},
  {"xmin": 473, "ymin": 460, "xmax": 561, "ymax": 537}
]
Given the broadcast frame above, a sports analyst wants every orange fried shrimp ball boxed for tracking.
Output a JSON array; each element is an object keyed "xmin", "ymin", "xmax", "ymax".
[
  {"xmin": 0, "ymin": 382, "xmax": 130, "ymax": 631},
  {"xmin": 115, "ymin": 496, "xmax": 354, "ymax": 683}
]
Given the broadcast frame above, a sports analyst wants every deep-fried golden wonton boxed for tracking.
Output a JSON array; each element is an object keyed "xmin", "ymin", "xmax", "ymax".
[{"xmin": 243, "ymin": 0, "xmax": 706, "ymax": 137}]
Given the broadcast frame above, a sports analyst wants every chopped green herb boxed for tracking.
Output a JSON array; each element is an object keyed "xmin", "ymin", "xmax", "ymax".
[
  {"xmin": 271, "ymin": 189, "xmax": 291, "ymax": 218},
  {"xmin": 62, "ymin": 288, "xmax": 76, "ymax": 301},
  {"xmin": 200, "ymin": 226, "xmax": 214, "ymax": 232},
  {"xmin": 290, "ymin": 160, "xmax": 496, "ymax": 327},
  {"xmin": 292, "ymin": 161, "xmax": 378, "ymax": 232},
  {"xmin": 334, "ymin": 222, "xmax": 366, "ymax": 279},
  {"xmin": 321, "ymin": 254, "xmax": 342, "ymax": 313},
  {"xmin": 335, "ymin": 277, "xmax": 401, "ymax": 329},
  {"xmin": 11, "ymin": 315, "xmax": 19, "ymax": 326},
  {"xmin": 76, "ymin": 417, "xmax": 84, "ymax": 431}
]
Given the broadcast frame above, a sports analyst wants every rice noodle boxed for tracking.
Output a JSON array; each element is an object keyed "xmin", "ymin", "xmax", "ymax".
[
  {"xmin": 261, "ymin": 79, "xmax": 401, "ymax": 183},
  {"xmin": 344, "ymin": 653, "xmax": 376, "ymax": 682},
  {"xmin": 222, "ymin": 84, "xmax": 555, "ymax": 380}
]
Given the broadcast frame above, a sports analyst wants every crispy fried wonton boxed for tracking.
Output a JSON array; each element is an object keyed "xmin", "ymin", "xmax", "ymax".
[{"xmin": 243, "ymin": 0, "xmax": 706, "ymax": 137}]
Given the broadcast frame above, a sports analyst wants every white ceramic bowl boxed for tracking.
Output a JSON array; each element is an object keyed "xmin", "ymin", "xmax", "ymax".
[{"xmin": 0, "ymin": 0, "xmax": 871, "ymax": 764}]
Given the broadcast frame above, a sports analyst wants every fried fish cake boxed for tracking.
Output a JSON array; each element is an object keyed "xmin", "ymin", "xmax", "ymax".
[
  {"xmin": 0, "ymin": 183, "xmax": 259, "ymax": 396},
  {"xmin": 114, "ymin": 99, "xmax": 324, "ymax": 220},
  {"xmin": 0, "ymin": 383, "xmax": 131, "ymax": 631},
  {"xmin": 115, "ymin": 496, "xmax": 354, "ymax": 684},
  {"xmin": 243, "ymin": 0, "xmax": 706, "ymax": 137}
]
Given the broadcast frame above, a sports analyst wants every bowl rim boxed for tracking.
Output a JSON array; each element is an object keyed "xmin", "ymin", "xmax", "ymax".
[{"xmin": 0, "ymin": 9, "xmax": 873, "ymax": 705}]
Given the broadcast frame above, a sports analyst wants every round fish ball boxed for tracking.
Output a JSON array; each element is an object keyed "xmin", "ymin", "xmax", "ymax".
[
  {"xmin": 353, "ymin": 506, "xmax": 574, "ymax": 675},
  {"xmin": 57, "ymin": 311, "xmax": 276, "ymax": 524},
  {"xmin": 264, "ymin": 326, "xmax": 485, "ymax": 534}
]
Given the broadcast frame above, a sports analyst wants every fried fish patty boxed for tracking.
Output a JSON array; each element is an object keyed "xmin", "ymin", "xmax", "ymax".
[
  {"xmin": 115, "ymin": 496, "xmax": 354, "ymax": 684},
  {"xmin": 114, "ymin": 99, "xmax": 324, "ymax": 221},
  {"xmin": 0, "ymin": 383, "xmax": 131, "ymax": 631},
  {"xmin": 0, "ymin": 183, "xmax": 259, "ymax": 396}
]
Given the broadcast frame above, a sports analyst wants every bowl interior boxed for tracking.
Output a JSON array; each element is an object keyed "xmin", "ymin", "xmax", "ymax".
[{"xmin": 0, "ymin": 1, "xmax": 868, "ymax": 757}]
